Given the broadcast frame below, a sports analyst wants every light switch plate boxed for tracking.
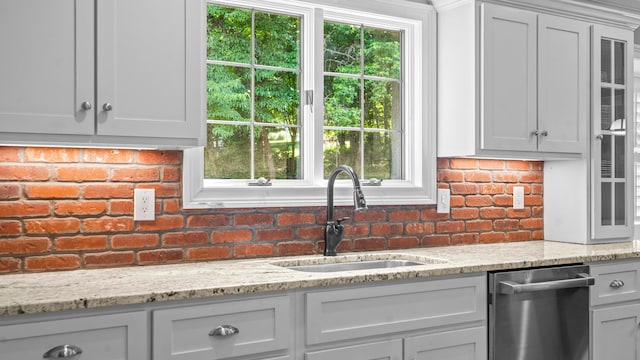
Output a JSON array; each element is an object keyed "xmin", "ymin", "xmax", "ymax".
[
  {"xmin": 436, "ymin": 188, "xmax": 450, "ymax": 214},
  {"xmin": 513, "ymin": 186, "xmax": 525, "ymax": 210},
  {"xmin": 134, "ymin": 188, "xmax": 155, "ymax": 221}
]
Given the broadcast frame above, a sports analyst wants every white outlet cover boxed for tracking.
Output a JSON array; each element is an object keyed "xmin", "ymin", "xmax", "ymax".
[
  {"xmin": 436, "ymin": 188, "xmax": 450, "ymax": 214},
  {"xmin": 513, "ymin": 186, "xmax": 525, "ymax": 210},
  {"xmin": 134, "ymin": 188, "xmax": 155, "ymax": 221}
]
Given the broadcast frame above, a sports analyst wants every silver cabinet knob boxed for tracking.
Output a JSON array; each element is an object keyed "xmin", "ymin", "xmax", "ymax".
[
  {"xmin": 209, "ymin": 325, "xmax": 239, "ymax": 337},
  {"xmin": 531, "ymin": 130, "xmax": 540, "ymax": 136},
  {"xmin": 80, "ymin": 101, "xmax": 92, "ymax": 111},
  {"xmin": 539, "ymin": 130, "xmax": 548, "ymax": 137},
  {"xmin": 596, "ymin": 134, "xmax": 604, "ymax": 140},
  {"xmin": 43, "ymin": 345, "xmax": 83, "ymax": 358},
  {"xmin": 102, "ymin": 103, "xmax": 113, "ymax": 111}
]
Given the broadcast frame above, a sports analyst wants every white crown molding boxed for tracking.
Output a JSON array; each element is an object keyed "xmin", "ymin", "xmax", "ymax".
[{"xmin": 431, "ymin": 0, "xmax": 640, "ymax": 29}]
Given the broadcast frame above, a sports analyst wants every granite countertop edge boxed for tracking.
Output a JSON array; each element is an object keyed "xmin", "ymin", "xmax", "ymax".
[{"xmin": 1, "ymin": 240, "xmax": 640, "ymax": 317}]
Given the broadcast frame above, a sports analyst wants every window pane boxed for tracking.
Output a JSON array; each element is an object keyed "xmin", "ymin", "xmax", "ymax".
[
  {"xmin": 324, "ymin": 130, "xmax": 361, "ymax": 177},
  {"xmin": 324, "ymin": 22, "xmax": 361, "ymax": 74},
  {"xmin": 207, "ymin": 5, "xmax": 251, "ymax": 63},
  {"xmin": 614, "ymin": 41, "xmax": 625, "ymax": 85},
  {"xmin": 204, "ymin": 124, "xmax": 252, "ymax": 179},
  {"xmin": 363, "ymin": 131, "xmax": 402, "ymax": 180},
  {"xmin": 324, "ymin": 75, "xmax": 361, "ymax": 127},
  {"xmin": 207, "ymin": 64, "xmax": 251, "ymax": 122},
  {"xmin": 364, "ymin": 79, "xmax": 401, "ymax": 131},
  {"xmin": 254, "ymin": 126, "xmax": 301, "ymax": 179},
  {"xmin": 255, "ymin": 11, "xmax": 300, "ymax": 69},
  {"xmin": 364, "ymin": 27, "xmax": 401, "ymax": 79},
  {"xmin": 255, "ymin": 69, "xmax": 300, "ymax": 125},
  {"xmin": 601, "ymin": 39, "xmax": 611, "ymax": 83}
]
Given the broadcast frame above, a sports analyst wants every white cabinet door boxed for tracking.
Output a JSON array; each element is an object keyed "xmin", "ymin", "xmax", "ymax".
[
  {"xmin": 404, "ymin": 327, "xmax": 487, "ymax": 360},
  {"xmin": 96, "ymin": 0, "xmax": 201, "ymax": 140},
  {"xmin": 538, "ymin": 15, "xmax": 589, "ymax": 154},
  {"xmin": 306, "ymin": 339, "xmax": 402, "ymax": 360},
  {"xmin": 0, "ymin": 0, "xmax": 94, "ymax": 135},
  {"xmin": 481, "ymin": 3, "xmax": 537, "ymax": 152},
  {"xmin": 591, "ymin": 25, "xmax": 635, "ymax": 241},
  {"xmin": 592, "ymin": 304, "xmax": 640, "ymax": 360}
]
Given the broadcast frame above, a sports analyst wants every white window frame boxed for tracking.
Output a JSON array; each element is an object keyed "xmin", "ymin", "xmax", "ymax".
[{"xmin": 183, "ymin": 0, "xmax": 436, "ymax": 209}]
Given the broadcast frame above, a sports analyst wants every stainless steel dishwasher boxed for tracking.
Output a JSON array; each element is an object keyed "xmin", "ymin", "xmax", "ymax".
[{"xmin": 489, "ymin": 264, "xmax": 595, "ymax": 360}]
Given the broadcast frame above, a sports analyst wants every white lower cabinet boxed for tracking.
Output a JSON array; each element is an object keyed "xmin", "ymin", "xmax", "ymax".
[
  {"xmin": 302, "ymin": 274, "xmax": 487, "ymax": 360},
  {"xmin": 404, "ymin": 327, "xmax": 487, "ymax": 360},
  {"xmin": 0, "ymin": 311, "xmax": 148, "ymax": 360},
  {"xmin": 592, "ymin": 304, "xmax": 640, "ymax": 360},
  {"xmin": 590, "ymin": 260, "xmax": 640, "ymax": 360}
]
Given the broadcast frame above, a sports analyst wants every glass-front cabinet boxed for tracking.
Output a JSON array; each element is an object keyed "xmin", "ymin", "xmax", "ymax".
[{"xmin": 592, "ymin": 25, "xmax": 635, "ymax": 240}]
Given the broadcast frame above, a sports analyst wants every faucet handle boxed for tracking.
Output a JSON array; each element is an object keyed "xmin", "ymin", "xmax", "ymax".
[{"xmin": 336, "ymin": 217, "xmax": 351, "ymax": 225}]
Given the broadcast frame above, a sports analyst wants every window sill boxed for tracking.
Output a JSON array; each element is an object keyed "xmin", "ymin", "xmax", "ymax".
[{"xmin": 183, "ymin": 149, "xmax": 437, "ymax": 209}]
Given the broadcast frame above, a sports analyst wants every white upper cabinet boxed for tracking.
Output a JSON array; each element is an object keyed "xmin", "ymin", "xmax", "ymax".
[
  {"xmin": 481, "ymin": 5, "xmax": 537, "ymax": 152},
  {"xmin": 545, "ymin": 25, "xmax": 635, "ymax": 244},
  {"xmin": 591, "ymin": 25, "xmax": 635, "ymax": 240},
  {"xmin": 0, "ymin": 0, "xmax": 94, "ymax": 136},
  {"xmin": 0, "ymin": 0, "xmax": 203, "ymax": 148},
  {"xmin": 537, "ymin": 15, "xmax": 590, "ymax": 154},
  {"xmin": 437, "ymin": 1, "xmax": 591, "ymax": 159}
]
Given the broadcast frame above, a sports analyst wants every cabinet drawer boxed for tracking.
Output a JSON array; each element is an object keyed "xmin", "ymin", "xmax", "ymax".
[
  {"xmin": 590, "ymin": 260, "xmax": 640, "ymax": 306},
  {"xmin": 0, "ymin": 311, "xmax": 148, "ymax": 360},
  {"xmin": 305, "ymin": 339, "xmax": 402, "ymax": 360},
  {"xmin": 153, "ymin": 295, "xmax": 292, "ymax": 360},
  {"xmin": 305, "ymin": 274, "xmax": 486, "ymax": 345}
]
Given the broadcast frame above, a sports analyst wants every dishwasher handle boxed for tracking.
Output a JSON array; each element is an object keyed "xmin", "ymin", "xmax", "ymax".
[{"xmin": 498, "ymin": 273, "xmax": 595, "ymax": 294}]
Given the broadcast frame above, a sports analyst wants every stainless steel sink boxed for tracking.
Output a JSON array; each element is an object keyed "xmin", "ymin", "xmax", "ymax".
[
  {"xmin": 271, "ymin": 253, "xmax": 448, "ymax": 273},
  {"xmin": 286, "ymin": 259, "xmax": 424, "ymax": 272}
]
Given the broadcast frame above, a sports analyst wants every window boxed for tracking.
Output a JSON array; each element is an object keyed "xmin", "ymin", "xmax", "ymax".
[{"xmin": 183, "ymin": 0, "xmax": 436, "ymax": 208}]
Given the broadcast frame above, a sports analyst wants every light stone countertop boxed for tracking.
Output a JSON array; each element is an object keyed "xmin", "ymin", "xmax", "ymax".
[{"xmin": 1, "ymin": 240, "xmax": 640, "ymax": 317}]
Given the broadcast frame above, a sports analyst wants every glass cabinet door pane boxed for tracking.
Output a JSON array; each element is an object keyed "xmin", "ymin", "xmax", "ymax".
[
  {"xmin": 602, "ymin": 183, "xmax": 612, "ymax": 226},
  {"xmin": 615, "ymin": 182, "xmax": 626, "ymax": 225},
  {"xmin": 601, "ymin": 87, "xmax": 612, "ymax": 130},
  {"xmin": 601, "ymin": 135, "xmax": 612, "ymax": 178},
  {"xmin": 614, "ymin": 41, "xmax": 625, "ymax": 85},
  {"xmin": 615, "ymin": 136, "xmax": 625, "ymax": 179},
  {"xmin": 601, "ymin": 39, "xmax": 611, "ymax": 83}
]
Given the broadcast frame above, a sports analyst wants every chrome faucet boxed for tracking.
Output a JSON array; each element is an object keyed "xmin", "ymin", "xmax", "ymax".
[{"xmin": 324, "ymin": 165, "xmax": 367, "ymax": 256}]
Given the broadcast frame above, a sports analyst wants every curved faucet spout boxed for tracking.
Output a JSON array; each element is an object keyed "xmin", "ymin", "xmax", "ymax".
[{"xmin": 324, "ymin": 165, "xmax": 367, "ymax": 256}]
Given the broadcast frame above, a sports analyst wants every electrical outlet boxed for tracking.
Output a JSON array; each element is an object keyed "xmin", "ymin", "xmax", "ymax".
[
  {"xmin": 436, "ymin": 188, "xmax": 450, "ymax": 214},
  {"xmin": 134, "ymin": 188, "xmax": 155, "ymax": 221},
  {"xmin": 513, "ymin": 186, "xmax": 525, "ymax": 210}
]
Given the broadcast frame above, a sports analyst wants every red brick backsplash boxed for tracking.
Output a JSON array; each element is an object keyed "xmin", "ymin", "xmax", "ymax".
[{"xmin": 0, "ymin": 147, "xmax": 543, "ymax": 273}]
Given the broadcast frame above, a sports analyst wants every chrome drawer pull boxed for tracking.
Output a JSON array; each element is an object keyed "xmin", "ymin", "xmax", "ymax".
[
  {"xmin": 610, "ymin": 279, "xmax": 625, "ymax": 288},
  {"xmin": 43, "ymin": 344, "xmax": 83, "ymax": 358},
  {"xmin": 209, "ymin": 325, "xmax": 239, "ymax": 337}
]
